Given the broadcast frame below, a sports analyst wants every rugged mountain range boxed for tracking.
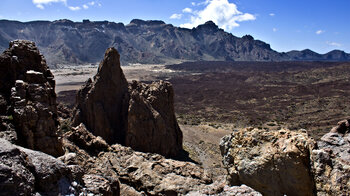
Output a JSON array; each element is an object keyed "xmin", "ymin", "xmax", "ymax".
[{"xmin": 0, "ymin": 19, "xmax": 349, "ymax": 67}]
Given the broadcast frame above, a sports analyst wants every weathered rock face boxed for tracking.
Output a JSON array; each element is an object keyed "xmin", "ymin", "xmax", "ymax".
[
  {"xmin": 0, "ymin": 40, "xmax": 63, "ymax": 157},
  {"xmin": 311, "ymin": 119, "xmax": 350, "ymax": 195},
  {"xmin": 126, "ymin": 81, "xmax": 183, "ymax": 157},
  {"xmin": 82, "ymin": 174, "xmax": 120, "ymax": 196},
  {"xmin": 220, "ymin": 128, "xmax": 316, "ymax": 196},
  {"xmin": 73, "ymin": 47, "xmax": 183, "ymax": 157},
  {"xmin": 0, "ymin": 138, "xmax": 81, "ymax": 195},
  {"xmin": 72, "ymin": 47, "xmax": 129, "ymax": 144},
  {"xmin": 61, "ymin": 125, "xmax": 261, "ymax": 195},
  {"xmin": 65, "ymin": 123, "xmax": 110, "ymax": 154}
]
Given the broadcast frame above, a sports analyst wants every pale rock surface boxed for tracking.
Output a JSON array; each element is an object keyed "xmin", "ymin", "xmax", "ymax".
[
  {"xmin": 82, "ymin": 174, "xmax": 120, "ymax": 196},
  {"xmin": 220, "ymin": 128, "xmax": 316, "ymax": 196},
  {"xmin": 311, "ymin": 119, "xmax": 350, "ymax": 195}
]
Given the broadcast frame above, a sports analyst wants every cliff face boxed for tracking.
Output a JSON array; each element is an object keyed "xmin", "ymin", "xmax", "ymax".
[{"xmin": 1, "ymin": 19, "xmax": 348, "ymax": 67}]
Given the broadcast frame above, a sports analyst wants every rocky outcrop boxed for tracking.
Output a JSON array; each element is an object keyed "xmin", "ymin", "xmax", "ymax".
[
  {"xmin": 0, "ymin": 40, "xmax": 63, "ymax": 157},
  {"xmin": 73, "ymin": 47, "xmax": 183, "ymax": 157},
  {"xmin": 220, "ymin": 128, "xmax": 316, "ymax": 196},
  {"xmin": 72, "ymin": 47, "xmax": 129, "ymax": 144},
  {"xmin": 311, "ymin": 119, "xmax": 350, "ymax": 195},
  {"xmin": 82, "ymin": 174, "xmax": 120, "ymax": 196},
  {"xmin": 0, "ymin": 138, "xmax": 82, "ymax": 195},
  {"xmin": 65, "ymin": 123, "xmax": 110, "ymax": 154},
  {"xmin": 126, "ymin": 81, "xmax": 183, "ymax": 157},
  {"xmin": 0, "ymin": 137, "xmax": 119, "ymax": 195},
  {"xmin": 61, "ymin": 125, "xmax": 261, "ymax": 195}
]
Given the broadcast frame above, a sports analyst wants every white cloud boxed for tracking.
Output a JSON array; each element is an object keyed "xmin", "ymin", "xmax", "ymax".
[
  {"xmin": 68, "ymin": 6, "xmax": 81, "ymax": 11},
  {"xmin": 272, "ymin": 28, "xmax": 277, "ymax": 32},
  {"xmin": 269, "ymin": 13, "xmax": 275, "ymax": 16},
  {"xmin": 32, "ymin": 0, "xmax": 67, "ymax": 9},
  {"xmin": 170, "ymin": 13, "xmax": 182, "ymax": 19},
  {"xmin": 326, "ymin": 41, "xmax": 342, "ymax": 47},
  {"xmin": 190, "ymin": 0, "xmax": 211, "ymax": 6},
  {"xmin": 33, "ymin": 0, "xmax": 99, "ymax": 11},
  {"xmin": 32, "ymin": 0, "xmax": 66, "ymax": 4},
  {"xmin": 180, "ymin": 0, "xmax": 256, "ymax": 31},
  {"xmin": 316, "ymin": 30, "xmax": 324, "ymax": 35},
  {"xmin": 182, "ymin": 8, "xmax": 193, "ymax": 13},
  {"xmin": 36, "ymin": 4, "xmax": 45, "ymax": 9}
]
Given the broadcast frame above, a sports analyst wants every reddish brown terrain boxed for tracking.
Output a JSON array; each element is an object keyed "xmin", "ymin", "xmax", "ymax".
[{"xmin": 166, "ymin": 61, "xmax": 350, "ymax": 139}]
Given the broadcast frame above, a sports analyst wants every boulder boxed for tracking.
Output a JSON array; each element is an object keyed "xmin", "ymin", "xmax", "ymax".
[
  {"xmin": 126, "ymin": 80, "xmax": 183, "ymax": 157},
  {"xmin": 82, "ymin": 174, "xmax": 120, "ymax": 196},
  {"xmin": 311, "ymin": 119, "xmax": 350, "ymax": 195},
  {"xmin": 220, "ymin": 128, "xmax": 316, "ymax": 196},
  {"xmin": 0, "ymin": 138, "xmax": 81, "ymax": 195},
  {"xmin": 72, "ymin": 47, "xmax": 129, "ymax": 144},
  {"xmin": 0, "ymin": 40, "xmax": 63, "ymax": 157}
]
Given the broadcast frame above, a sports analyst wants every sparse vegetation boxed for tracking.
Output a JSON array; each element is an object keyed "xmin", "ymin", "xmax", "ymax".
[{"xmin": 7, "ymin": 115, "xmax": 13, "ymax": 121}]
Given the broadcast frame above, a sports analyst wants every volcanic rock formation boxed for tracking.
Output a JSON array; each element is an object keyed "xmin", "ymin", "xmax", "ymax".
[
  {"xmin": 220, "ymin": 122, "xmax": 350, "ymax": 196},
  {"xmin": 72, "ymin": 47, "xmax": 129, "ymax": 145},
  {"xmin": 126, "ymin": 80, "xmax": 182, "ymax": 156},
  {"xmin": 0, "ymin": 40, "xmax": 63, "ymax": 156},
  {"xmin": 0, "ymin": 138, "xmax": 81, "ymax": 195},
  {"xmin": 311, "ymin": 119, "xmax": 350, "ymax": 195},
  {"xmin": 72, "ymin": 47, "xmax": 183, "ymax": 157},
  {"xmin": 220, "ymin": 128, "xmax": 316, "ymax": 196},
  {"xmin": 61, "ymin": 123, "xmax": 261, "ymax": 195}
]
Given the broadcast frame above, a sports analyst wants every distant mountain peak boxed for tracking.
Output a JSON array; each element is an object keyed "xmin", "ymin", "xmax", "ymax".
[
  {"xmin": 242, "ymin": 35, "xmax": 254, "ymax": 41},
  {"xmin": 196, "ymin": 20, "xmax": 219, "ymax": 29},
  {"xmin": 53, "ymin": 19, "xmax": 74, "ymax": 25},
  {"xmin": 129, "ymin": 19, "xmax": 166, "ymax": 26}
]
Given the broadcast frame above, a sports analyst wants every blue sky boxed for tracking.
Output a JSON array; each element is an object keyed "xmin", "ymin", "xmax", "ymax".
[{"xmin": 0, "ymin": 0, "xmax": 349, "ymax": 53}]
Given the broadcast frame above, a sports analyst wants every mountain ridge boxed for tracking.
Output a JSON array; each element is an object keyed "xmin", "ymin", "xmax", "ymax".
[{"xmin": 0, "ymin": 19, "xmax": 349, "ymax": 67}]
